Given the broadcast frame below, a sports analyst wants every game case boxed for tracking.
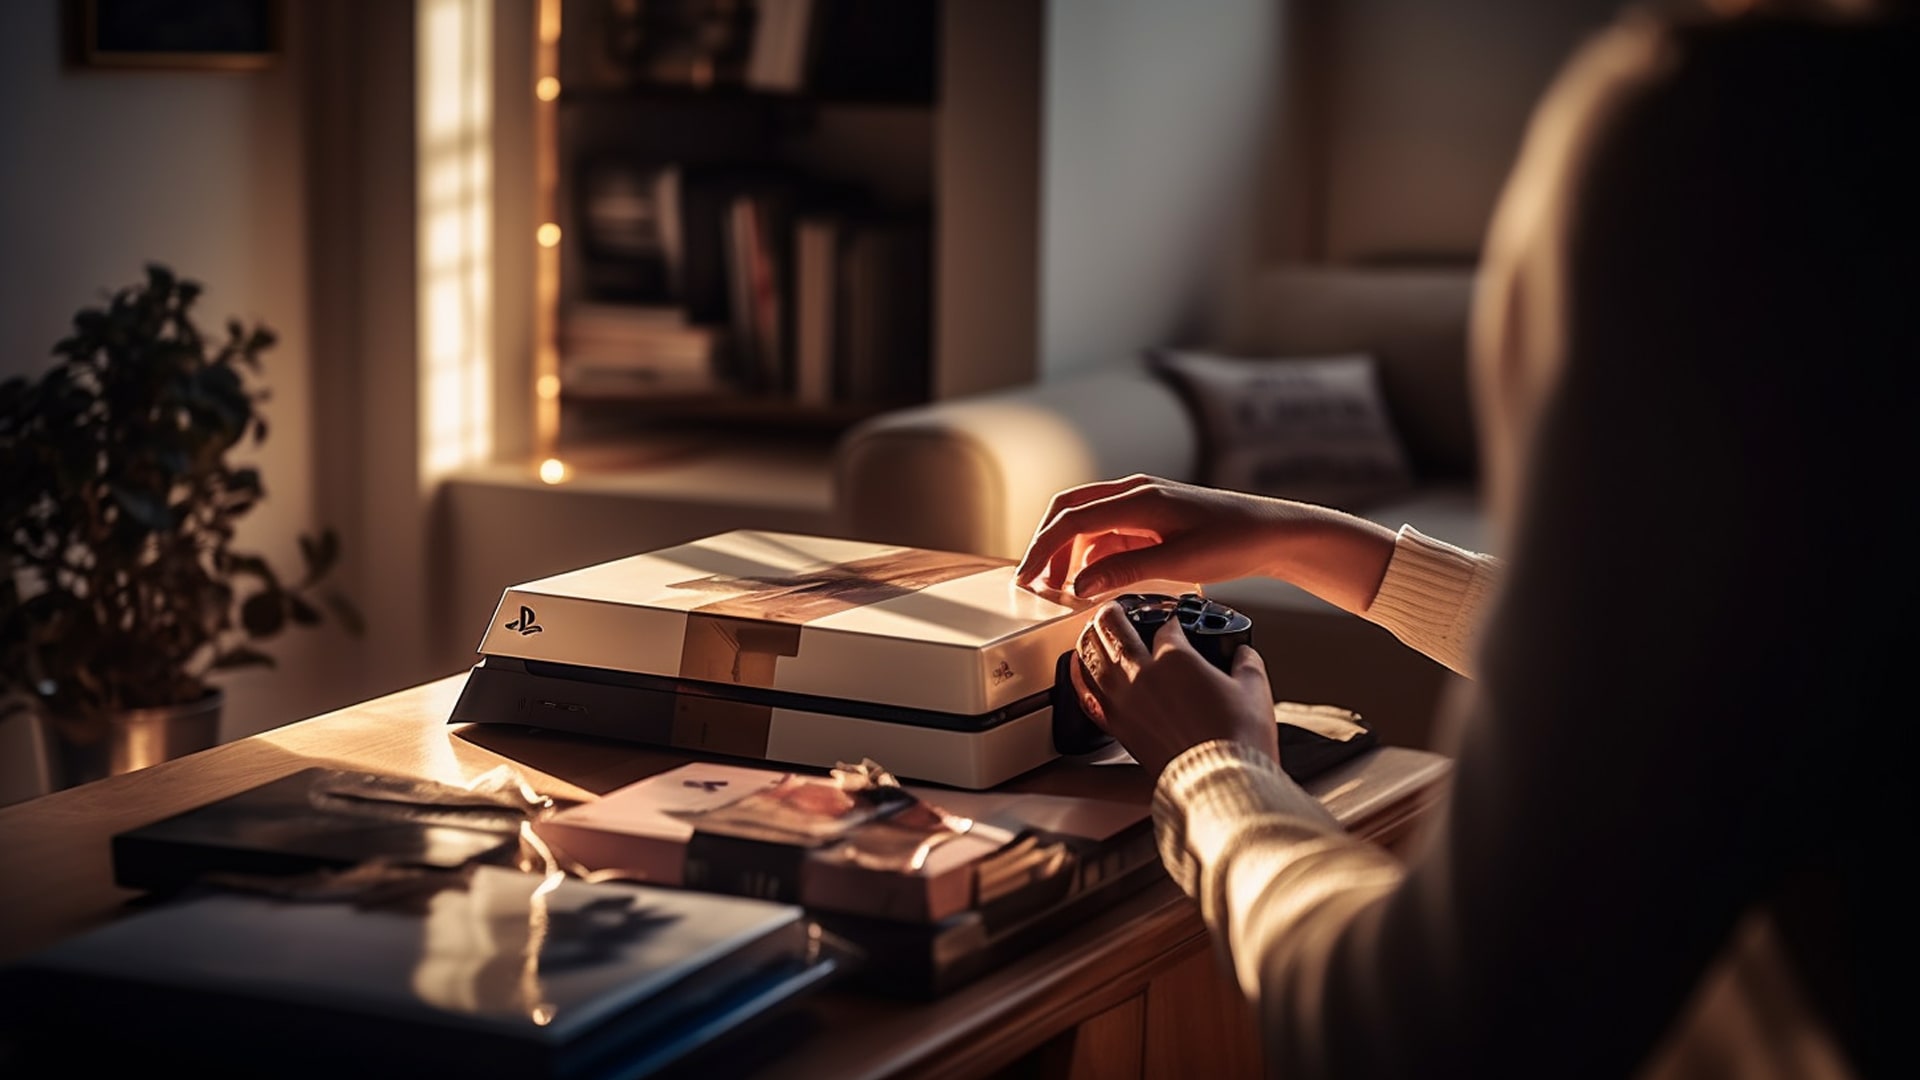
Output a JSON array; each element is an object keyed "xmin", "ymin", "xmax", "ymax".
[
  {"xmin": 111, "ymin": 766, "xmax": 527, "ymax": 893},
  {"xmin": 0, "ymin": 865, "xmax": 839, "ymax": 1079}
]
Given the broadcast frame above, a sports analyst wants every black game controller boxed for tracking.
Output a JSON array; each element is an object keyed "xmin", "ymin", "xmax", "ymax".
[{"xmin": 1050, "ymin": 593, "xmax": 1255, "ymax": 755}]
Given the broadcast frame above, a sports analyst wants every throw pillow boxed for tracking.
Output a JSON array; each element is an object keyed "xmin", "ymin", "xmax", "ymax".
[{"xmin": 1149, "ymin": 348, "xmax": 1416, "ymax": 510}]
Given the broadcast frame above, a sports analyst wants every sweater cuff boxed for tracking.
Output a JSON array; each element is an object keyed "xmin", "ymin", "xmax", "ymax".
[
  {"xmin": 1153, "ymin": 740, "xmax": 1341, "ymax": 895},
  {"xmin": 1364, "ymin": 525, "xmax": 1499, "ymax": 678}
]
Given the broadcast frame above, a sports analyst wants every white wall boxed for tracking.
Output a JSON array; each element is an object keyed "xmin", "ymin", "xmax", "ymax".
[
  {"xmin": 305, "ymin": 0, "xmax": 456, "ymax": 706},
  {"xmin": 931, "ymin": 0, "xmax": 1283, "ymax": 395},
  {"xmin": 935, "ymin": 0, "xmax": 1045, "ymax": 399},
  {"xmin": 1028, "ymin": 0, "xmax": 1622, "ymax": 366},
  {"xmin": 1040, "ymin": 0, "xmax": 1283, "ymax": 379},
  {"xmin": 0, "ymin": 2, "xmax": 362, "ymax": 754}
]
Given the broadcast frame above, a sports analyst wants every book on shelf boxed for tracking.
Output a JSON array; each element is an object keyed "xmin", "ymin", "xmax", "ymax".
[
  {"xmin": 574, "ymin": 156, "xmax": 684, "ymax": 305},
  {"xmin": 667, "ymin": 164, "xmax": 730, "ymax": 326},
  {"xmin": 792, "ymin": 214, "xmax": 839, "ymax": 406},
  {"xmin": 569, "ymin": 159, "xmax": 785, "ymax": 321},
  {"xmin": 532, "ymin": 760, "xmax": 1156, "ymax": 927},
  {"xmin": 561, "ymin": 365, "xmax": 731, "ymax": 400},
  {"xmin": 582, "ymin": 0, "xmax": 757, "ymax": 91},
  {"xmin": 789, "ymin": 210, "xmax": 931, "ymax": 405},
  {"xmin": 561, "ymin": 158, "xmax": 926, "ymax": 409},
  {"xmin": 556, "ymin": 164, "xmax": 799, "ymax": 399},
  {"xmin": 744, "ymin": 0, "xmax": 819, "ymax": 93},
  {"xmin": 562, "ymin": 302, "xmax": 728, "ymax": 395},
  {"xmin": 670, "ymin": 164, "xmax": 795, "ymax": 326},
  {"xmin": 725, "ymin": 196, "xmax": 759, "ymax": 387},
  {"xmin": 725, "ymin": 188, "xmax": 796, "ymax": 395},
  {"xmin": 566, "ymin": 0, "xmax": 931, "ymax": 101},
  {"xmin": 0, "ymin": 864, "xmax": 840, "ymax": 1078}
]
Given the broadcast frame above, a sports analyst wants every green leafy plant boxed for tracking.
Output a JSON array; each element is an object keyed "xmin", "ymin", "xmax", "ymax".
[{"xmin": 0, "ymin": 264, "xmax": 361, "ymax": 741}]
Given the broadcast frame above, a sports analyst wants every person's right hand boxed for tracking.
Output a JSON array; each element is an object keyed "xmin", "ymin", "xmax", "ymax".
[
  {"xmin": 1014, "ymin": 475, "xmax": 1400, "ymax": 616},
  {"xmin": 1067, "ymin": 598, "xmax": 1280, "ymax": 779}
]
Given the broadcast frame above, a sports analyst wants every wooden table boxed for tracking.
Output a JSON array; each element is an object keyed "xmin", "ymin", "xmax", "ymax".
[{"xmin": 0, "ymin": 674, "xmax": 1451, "ymax": 1079}]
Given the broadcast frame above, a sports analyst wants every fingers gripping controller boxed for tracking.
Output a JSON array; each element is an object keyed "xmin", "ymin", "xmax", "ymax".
[{"xmin": 1050, "ymin": 593, "xmax": 1255, "ymax": 755}]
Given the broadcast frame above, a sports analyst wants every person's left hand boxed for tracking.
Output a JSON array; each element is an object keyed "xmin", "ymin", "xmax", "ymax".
[{"xmin": 1068, "ymin": 600, "xmax": 1279, "ymax": 779}]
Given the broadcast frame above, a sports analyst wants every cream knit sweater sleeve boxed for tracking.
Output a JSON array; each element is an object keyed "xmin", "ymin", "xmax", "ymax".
[
  {"xmin": 1361, "ymin": 525, "xmax": 1504, "ymax": 679},
  {"xmin": 1151, "ymin": 525, "xmax": 1499, "ymax": 1068}
]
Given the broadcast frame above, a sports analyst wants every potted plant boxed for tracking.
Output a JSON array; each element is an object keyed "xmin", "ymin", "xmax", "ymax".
[{"xmin": 0, "ymin": 264, "xmax": 360, "ymax": 791}]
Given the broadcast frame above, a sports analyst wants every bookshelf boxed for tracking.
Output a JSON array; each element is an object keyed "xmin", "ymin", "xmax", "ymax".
[{"xmin": 533, "ymin": 0, "xmax": 944, "ymax": 460}]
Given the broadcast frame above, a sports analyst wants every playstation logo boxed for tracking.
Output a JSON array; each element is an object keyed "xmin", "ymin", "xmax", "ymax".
[{"xmin": 505, "ymin": 605, "xmax": 543, "ymax": 635}]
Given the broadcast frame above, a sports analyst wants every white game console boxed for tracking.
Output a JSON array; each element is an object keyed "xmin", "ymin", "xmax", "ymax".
[{"xmin": 449, "ymin": 530, "xmax": 1101, "ymax": 789}]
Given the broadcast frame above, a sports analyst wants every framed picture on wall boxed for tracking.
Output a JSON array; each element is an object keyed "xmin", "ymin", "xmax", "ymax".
[{"xmin": 69, "ymin": 0, "xmax": 280, "ymax": 71}]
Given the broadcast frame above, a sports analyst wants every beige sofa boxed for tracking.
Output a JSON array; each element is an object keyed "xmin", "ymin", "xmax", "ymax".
[{"xmin": 832, "ymin": 267, "xmax": 1489, "ymax": 751}]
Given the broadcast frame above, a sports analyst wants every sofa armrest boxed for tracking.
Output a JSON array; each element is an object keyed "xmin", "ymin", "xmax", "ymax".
[{"xmin": 833, "ymin": 366, "xmax": 1200, "ymax": 558}]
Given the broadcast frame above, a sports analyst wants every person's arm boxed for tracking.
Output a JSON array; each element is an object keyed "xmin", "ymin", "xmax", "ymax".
[
  {"xmin": 1363, "ymin": 527, "xmax": 1504, "ymax": 678},
  {"xmin": 1016, "ymin": 478, "xmax": 1506, "ymax": 677},
  {"xmin": 1015, "ymin": 475, "xmax": 1402, "ymax": 614},
  {"xmin": 1147, "ymin": 15, "xmax": 1853, "ymax": 1077}
]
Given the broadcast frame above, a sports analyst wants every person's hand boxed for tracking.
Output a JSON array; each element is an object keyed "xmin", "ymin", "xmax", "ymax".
[
  {"xmin": 1016, "ymin": 474, "xmax": 1399, "ymax": 615},
  {"xmin": 1016, "ymin": 475, "xmax": 1291, "ymax": 598},
  {"xmin": 1068, "ymin": 599, "xmax": 1278, "ymax": 778}
]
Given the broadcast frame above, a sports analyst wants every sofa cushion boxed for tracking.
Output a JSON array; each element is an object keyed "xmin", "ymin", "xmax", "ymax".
[
  {"xmin": 1149, "ymin": 348, "xmax": 1417, "ymax": 513},
  {"xmin": 1228, "ymin": 266, "xmax": 1480, "ymax": 482}
]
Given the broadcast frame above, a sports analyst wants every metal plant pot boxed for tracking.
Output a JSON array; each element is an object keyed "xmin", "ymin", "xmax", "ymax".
[{"xmin": 35, "ymin": 691, "xmax": 224, "ymax": 793}]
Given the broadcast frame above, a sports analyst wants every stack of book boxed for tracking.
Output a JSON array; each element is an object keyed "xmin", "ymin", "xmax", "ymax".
[
  {"xmin": 534, "ymin": 760, "xmax": 1161, "ymax": 997},
  {"xmin": 0, "ymin": 769, "xmax": 843, "ymax": 1078},
  {"xmin": 2, "ymin": 867, "xmax": 836, "ymax": 1078},
  {"xmin": 562, "ymin": 154, "xmax": 931, "ymax": 409},
  {"xmin": 561, "ymin": 303, "xmax": 729, "ymax": 399}
]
